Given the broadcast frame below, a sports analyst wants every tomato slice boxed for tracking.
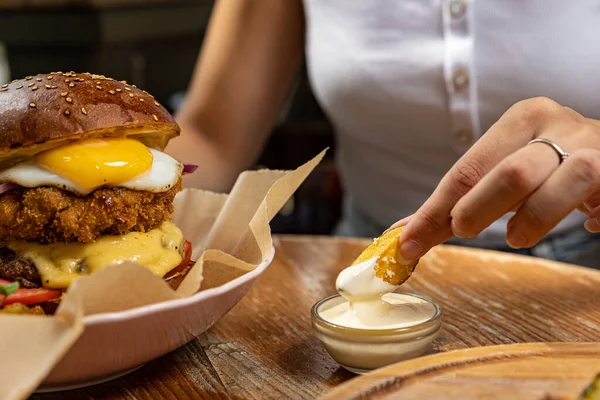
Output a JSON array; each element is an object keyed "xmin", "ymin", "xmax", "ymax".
[
  {"xmin": 182, "ymin": 240, "xmax": 192, "ymax": 269},
  {"xmin": 163, "ymin": 240, "xmax": 193, "ymax": 289},
  {"xmin": 0, "ymin": 279, "xmax": 62, "ymax": 306}
]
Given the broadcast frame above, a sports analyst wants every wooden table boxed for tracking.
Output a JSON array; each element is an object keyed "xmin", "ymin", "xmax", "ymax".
[{"xmin": 34, "ymin": 236, "xmax": 600, "ymax": 399}]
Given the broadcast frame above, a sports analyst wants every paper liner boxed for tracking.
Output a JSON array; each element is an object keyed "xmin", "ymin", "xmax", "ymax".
[
  {"xmin": 0, "ymin": 291, "xmax": 83, "ymax": 400},
  {"xmin": 1, "ymin": 150, "xmax": 325, "ymax": 399}
]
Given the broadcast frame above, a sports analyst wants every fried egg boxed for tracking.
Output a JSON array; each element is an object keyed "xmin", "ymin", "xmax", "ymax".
[{"xmin": 0, "ymin": 138, "xmax": 182, "ymax": 195}]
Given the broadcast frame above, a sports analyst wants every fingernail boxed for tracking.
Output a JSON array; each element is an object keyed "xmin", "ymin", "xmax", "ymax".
[
  {"xmin": 506, "ymin": 232, "xmax": 527, "ymax": 249},
  {"xmin": 399, "ymin": 239, "xmax": 424, "ymax": 260},
  {"xmin": 451, "ymin": 219, "xmax": 468, "ymax": 239},
  {"xmin": 585, "ymin": 218, "xmax": 600, "ymax": 233}
]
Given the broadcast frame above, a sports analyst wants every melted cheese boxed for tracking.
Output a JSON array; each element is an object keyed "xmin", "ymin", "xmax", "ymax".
[{"xmin": 7, "ymin": 222, "xmax": 184, "ymax": 289}]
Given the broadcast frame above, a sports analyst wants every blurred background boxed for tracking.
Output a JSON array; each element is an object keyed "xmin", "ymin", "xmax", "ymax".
[{"xmin": 0, "ymin": 0, "xmax": 342, "ymax": 236}]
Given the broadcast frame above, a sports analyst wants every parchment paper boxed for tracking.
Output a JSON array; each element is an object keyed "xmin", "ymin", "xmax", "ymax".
[{"xmin": 0, "ymin": 150, "xmax": 325, "ymax": 400}]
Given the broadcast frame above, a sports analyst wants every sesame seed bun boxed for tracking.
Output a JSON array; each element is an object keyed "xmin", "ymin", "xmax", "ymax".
[{"xmin": 0, "ymin": 72, "xmax": 179, "ymax": 169}]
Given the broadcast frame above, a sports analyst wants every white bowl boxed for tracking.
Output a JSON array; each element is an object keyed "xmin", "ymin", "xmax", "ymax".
[{"xmin": 39, "ymin": 245, "xmax": 275, "ymax": 387}]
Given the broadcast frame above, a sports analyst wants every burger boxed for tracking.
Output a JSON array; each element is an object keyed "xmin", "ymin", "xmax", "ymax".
[{"xmin": 0, "ymin": 72, "xmax": 196, "ymax": 315}]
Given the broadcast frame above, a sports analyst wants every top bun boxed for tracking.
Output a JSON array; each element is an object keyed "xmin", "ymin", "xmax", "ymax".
[{"xmin": 0, "ymin": 72, "xmax": 179, "ymax": 168}]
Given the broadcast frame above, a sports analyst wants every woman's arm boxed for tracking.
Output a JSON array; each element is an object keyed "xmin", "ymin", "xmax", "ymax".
[{"xmin": 167, "ymin": 0, "xmax": 305, "ymax": 192}]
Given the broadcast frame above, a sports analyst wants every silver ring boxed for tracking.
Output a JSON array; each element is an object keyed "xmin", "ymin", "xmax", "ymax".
[{"xmin": 527, "ymin": 138, "xmax": 570, "ymax": 163}]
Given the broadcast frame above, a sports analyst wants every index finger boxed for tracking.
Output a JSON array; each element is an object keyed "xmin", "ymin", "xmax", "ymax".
[{"xmin": 396, "ymin": 97, "xmax": 556, "ymax": 260}]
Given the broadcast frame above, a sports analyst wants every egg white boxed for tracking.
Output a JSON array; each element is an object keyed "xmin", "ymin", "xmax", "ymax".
[{"xmin": 0, "ymin": 148, "xmax": 183, "ymax": 195}]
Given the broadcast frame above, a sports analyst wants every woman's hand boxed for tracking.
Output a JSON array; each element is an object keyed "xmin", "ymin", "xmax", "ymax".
[{"xmin": 394, "ymin": 97, "xmax": 600, "ymax": 260}]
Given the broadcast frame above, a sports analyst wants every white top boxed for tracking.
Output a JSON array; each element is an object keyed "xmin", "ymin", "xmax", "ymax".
[{"xmin": 303, "ymin": 0, "xmax": 595, "ymax": 246}]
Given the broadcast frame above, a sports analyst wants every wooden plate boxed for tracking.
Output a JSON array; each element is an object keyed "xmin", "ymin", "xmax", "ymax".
[{"xmin": 322, "ymin": 342, "xmax": 600, "ymax": 400}]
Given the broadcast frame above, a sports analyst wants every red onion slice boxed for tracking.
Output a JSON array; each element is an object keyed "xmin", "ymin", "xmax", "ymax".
[
  {"xmin": 183, "ymin": 164, "xmax": 198, "ymax": 174},
  {"xmin": 0, "ymin": 183, "xmax": 17, "ymax": 195}
]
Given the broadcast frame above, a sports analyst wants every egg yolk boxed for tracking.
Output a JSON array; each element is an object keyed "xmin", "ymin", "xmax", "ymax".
[{"xmin": 35, "ymin": 138, "xmax": 153, "ymax": 190}]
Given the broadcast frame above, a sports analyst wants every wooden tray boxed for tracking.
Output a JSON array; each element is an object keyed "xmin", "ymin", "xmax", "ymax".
[{"xmin": 322, "ymin": 343, "xmax": 600, "ymax": 400}]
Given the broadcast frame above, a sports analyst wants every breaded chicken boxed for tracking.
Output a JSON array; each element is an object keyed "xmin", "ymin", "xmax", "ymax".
[{"xmin": 0, "ymin": 179, "xmax": 182, "ymax": 243}]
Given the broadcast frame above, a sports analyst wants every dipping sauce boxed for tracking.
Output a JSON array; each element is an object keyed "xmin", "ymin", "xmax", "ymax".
[
  {"xmin": 322, "ymin": 256, "xmax": 434, "ymax": 330},
  {"xmin": 312, "ymin": 255, "xmax": 442, "ymax": 374},
  {"xmin": 320, "ymin": 292, "xmax": 437, "ymax": 330},
  {"xmin": 311, "ymin": 292, "xmax": 442, "ymax": 374}
]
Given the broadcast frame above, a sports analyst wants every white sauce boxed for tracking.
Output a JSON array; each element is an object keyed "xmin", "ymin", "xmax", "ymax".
[
  {"xmin": 322, "ymin": 257, "xmax": 435, "ymax": 330},
  {"xmin": 320, "ymin": 293, "xmax": 436, "ymax": 330},
  {"xmin": 335, "ymin": 257, "xmax": 396, "ymax": 302}
]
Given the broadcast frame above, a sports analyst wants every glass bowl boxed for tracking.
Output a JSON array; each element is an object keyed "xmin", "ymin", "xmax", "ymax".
[{"xmin": 311, "ymin": 292, "xmax": 442, "ymax": 374}]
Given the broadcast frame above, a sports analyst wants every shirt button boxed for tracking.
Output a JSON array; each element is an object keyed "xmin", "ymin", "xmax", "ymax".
[
  {"xmin": 452, "ymin": 69, "xmax": 469, "ymax": 92},
  {"xmin": 449, "ymin": 0, "xmax": 466, "ymax": 18},
  {"xmin": 454, "ymin": 129, "xmax": 474, "ymax": 147}
]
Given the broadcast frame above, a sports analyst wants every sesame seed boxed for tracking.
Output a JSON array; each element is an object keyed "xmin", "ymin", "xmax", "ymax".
[
  {"xmin": 47, "ymin": 76, "xmax": 53, "ymax": 80},
  {"xmin": 129, "ymin": 93, "xmax": 134, "ymax": 97},
  {"xmin": 153, "ymin": 114, "xmax": 158, "ymax": 121},
  {"xmin": 1, "ymin": 84, "xmax": 8, "ymax": 88},
  {"xmin": 124, "ymin": 87, "xmax": 131, "ymax": 91},
  {"xmin": 65, "ymin": 79, "xmax": 70, "ymax": 83},
  {"xmin": 32, "ymin": 86, "xmax": 38, "ymax": 91},
  {"xmin": 36, "ymin": 78, "xmax": 42, "ymax": 82},
  {"xmin": 51, "ymin": 85, "xmax": 57, "ymax": 89},
  {"xmin": 57, "ymin": 71, "xmax": 63, "ymax": 74},
  {"xmin": 132, "ymin": 85, "xmax": 137, "ymax": 88},
  {"xmin": 26, "ymin": 76, "xmax": 32, "ymax": 80},
  {"xmin": 45, "ymin": 85, "xmax": 51, "ymax": 89},
  {"xmin": 120, "ymin": 80, "xmax": 127, "ymax": 84},
  {"xmin": 116, "ymin": 88, "xmax": 122, "ymax": 92},
  {"xmin": 64, "ymin": 110, "xmax": 70, "ymax": 116},
  {"xmin": 28, "ymin": 82, "xmax": 34, "ymax": 87},
  {"xmin": 81, "ymin": 107, "xmax": 87, "ymax": 115},
  {"xmin": 108, "ymin": 90, "xmax": 115, "ymax": 95},
  {"xmin": 149, "ymin": 94, "xmax": 155, "ymax": 99},
  {"xmin": 16, "ymin": 85, "xmax": 23, "ymax": 89},
  {"xmin": 61, "ymin": 92, "xmax": 68, "ymax": 97},
  {"xmin": 154, "ymin": 101, "xmax": 160, "ymax": 106},
  {"xmin": 77, "ymin": 78, "xmax": 85, "ymax": 82},
  {"xmin": 66, "ymin": 97, "xmax": 72, "ymax": 103},
  {"xmin": 0, "ymin": 88, "xmax": 7, "ymax": 92},
  {"xmin": 143, "ymin": 90, "xmax": 148, "ymax": 94},
  {"xmin": 29, "ymin": 103, "xmax": 36, "ymax": 108},
  {"xmin": 69, "ymin": 83, "xmax": 75, "ymax": 88},
  {"xmin": 139, "ymin": 98, "xmax": 145, "ymax": 102},
  {"xmin": 96, "ymin": 82, "xmax": 101, "ymax": 85},
  {"xmin": 96, "ymin": 86, "xmax": 103, "ymax": 90},
  {"xmin": 11, "ymin": 79, "xmax": 17, "ymax": 83}
]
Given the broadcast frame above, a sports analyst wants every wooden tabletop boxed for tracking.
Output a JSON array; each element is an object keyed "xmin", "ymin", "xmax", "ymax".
[{"xmin": 33, "ymin": 235, "xmax": 600, "ymax": 399}]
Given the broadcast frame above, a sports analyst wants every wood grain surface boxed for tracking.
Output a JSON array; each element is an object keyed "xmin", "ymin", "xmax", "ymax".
[
  {"xmin": 322, "ymin": 343, "xmax": 600, "ymax": 400},
  {"xmin": 32, "ymin": 236, "xmax": 600, "ymax": 399}
]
